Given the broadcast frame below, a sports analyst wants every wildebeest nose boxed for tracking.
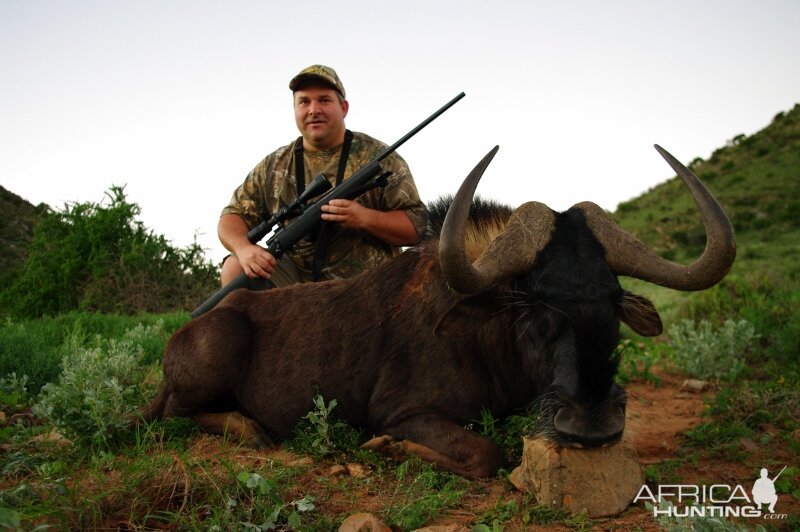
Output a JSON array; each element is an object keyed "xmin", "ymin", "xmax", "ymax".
[{"xmin": 553, "ymin": 405, "xmax": 625, "ymax": 448}]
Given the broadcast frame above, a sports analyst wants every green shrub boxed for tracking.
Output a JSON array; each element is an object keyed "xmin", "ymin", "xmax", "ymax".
[
  {"xmin": 288, "ymin": 394, "xmax": 362, "ymax": 457},
  {"xmin": 231, "ymin": 471, "xmax": 316, "ymax": 530},
  {"xmin": 0, "ymin": 372, "xmax": 29, "ymax": 408},
  {"xmin": 667, "ymin": 319, "xmax": 758, "ymax": 381},
  {"xmin": 0, "ymin": 186, "xmax": 217, "ymax": 318},
  {"xmin": 0, "ymin": 312, "xmax": 184, "ymax": 395},
  {"xmin": 684, "ymin": 273, "xmax": 799, "ymax": 367},
  {"xmin": 31, "ymin": 322, "xmax": 164, "ymax": 451}
]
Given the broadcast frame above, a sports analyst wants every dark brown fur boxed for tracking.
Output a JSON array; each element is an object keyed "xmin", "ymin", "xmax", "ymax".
[{"xmin": 142, "ymin": 201, "xmax": 659, "ymax": 479}]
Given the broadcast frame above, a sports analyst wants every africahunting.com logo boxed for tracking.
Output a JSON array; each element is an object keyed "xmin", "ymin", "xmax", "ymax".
[{"xmin": 634, "ymin": 466, "xmax": 792, "ymax": 521}]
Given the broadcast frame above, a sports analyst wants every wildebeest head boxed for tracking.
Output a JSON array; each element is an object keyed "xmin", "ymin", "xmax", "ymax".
[{"xmin": 434, "ymin": 146, "xmax": 736, "ymax": 449}]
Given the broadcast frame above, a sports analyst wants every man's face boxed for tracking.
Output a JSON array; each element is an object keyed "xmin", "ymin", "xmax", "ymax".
[{"xmin": 293, "ymin": 86, "xmax": 349, "ymax": 151}]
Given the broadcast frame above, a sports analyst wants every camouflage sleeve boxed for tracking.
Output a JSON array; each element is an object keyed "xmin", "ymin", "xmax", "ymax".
[
  {"xmin": 378, "ymin": 151, "xmax": 428, "ymax": 239},
  {"xmin": 220, "ymin": 146, "xmax": 292, "ymax": 229}
]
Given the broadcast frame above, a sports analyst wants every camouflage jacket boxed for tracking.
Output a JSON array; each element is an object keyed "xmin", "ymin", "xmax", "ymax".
[{"xmin": 221, "ymin": 131, "xmax": 427, "ymax": 280}]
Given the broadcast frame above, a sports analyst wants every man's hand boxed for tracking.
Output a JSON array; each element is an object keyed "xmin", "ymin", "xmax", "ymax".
[
  {"xmin": 321, "ymin": 199, "xmax": 418, "ymax": 246},
  {"xmin": 218, "ymin": 213, "xmax": 277, "ymax": 282},
  {"xmin": 235, "ymin": 243, "xmax": 277, "ymax": 279},
  {"xmin": 320, "ymin": 199, "xmax": 373, "ymax": 229}
]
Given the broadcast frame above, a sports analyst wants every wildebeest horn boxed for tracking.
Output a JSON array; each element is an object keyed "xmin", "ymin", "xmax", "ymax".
[
  {"xmin": 439, "ymin": 146, "xmax": 556, "ymax": 294},
  {"xmin": 576, "ymin": 144, "xmax": 736, "ymax": 290}
]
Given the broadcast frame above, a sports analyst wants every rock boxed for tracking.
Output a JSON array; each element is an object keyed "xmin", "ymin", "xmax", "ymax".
[
  {"xmin": 286, "ymin": 456, "xmax": 315, "ymax": 467},
  {"xmin": 412, "ymin": 525, "xmax": 470, "ymax": 532},
  {"xmin": 346, "ymin": 463, "xmax": 369, "ymax": 478},
  {"xmin": 681, "ymin": 379, "xmax": 710, "ymax": 393},
  {"xmin": 327, "ymin": 463, "xmax": 370, "ymax": 478},
  {"xmin": 509, "ymin": 435, "xmax": 643, "ymax": 518},
  {"xmin": 328, "ymin": 464, "xmax": 348, "ymax": 477},
  {"xmin": 31, "ymin": 428, "xmax": 73, "ymax": 449},
  {"xmin": 339, "ymin": 512, "xmax": 391, "ymax": 532}
]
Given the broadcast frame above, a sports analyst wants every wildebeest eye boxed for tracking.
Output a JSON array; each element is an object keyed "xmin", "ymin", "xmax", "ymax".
[{"xmin": 616, "ymin": 291, "xmax": 662, "ymax": 336}]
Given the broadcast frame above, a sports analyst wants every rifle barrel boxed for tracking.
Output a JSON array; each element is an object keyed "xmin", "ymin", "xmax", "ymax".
[
  {"xmin": 772, "ymin": 466, "xmax": 788, "ymax": 482},
  {"xmin": 376, "ymin": 92, "xmax": 465, "ymax": 162}
]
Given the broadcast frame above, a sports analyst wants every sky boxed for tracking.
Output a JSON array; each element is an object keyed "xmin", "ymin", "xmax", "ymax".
[{"xmin": 2, "ymin": 0, "xmax": 799, "ymax": 261}]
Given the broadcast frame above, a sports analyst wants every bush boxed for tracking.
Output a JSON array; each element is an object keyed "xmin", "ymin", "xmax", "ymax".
[
  {"xmin": 288, "ymin": 394, "xmax": 362, "ymax": 457},
  {"xmin": 0, "ymin": 186, "xmax": 218, "ymax": 318},
  {"xmin": 0, "ymin": 311, "xmax": 186, "ymax": 395},
  {"xmin": 667, "ymin": 319, "xmax": 758, "ymax": 381},
  {"xmin": 684, "ymin": 273, "xmax": 799, "ymax": 367},
  {"xmin": 31, "ymin": 321, "xmax": 164, "ymax": 451}
]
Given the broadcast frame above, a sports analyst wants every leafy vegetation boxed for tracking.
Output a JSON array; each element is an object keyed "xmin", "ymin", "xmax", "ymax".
[
  {"xmin": 666, "ymin": 318, "xmax": 758, "ymax": 381},
  {"xmin": 288, "ymin": 394, "xmax": 363, "ymax": 458},
  {"xmin": 0, "ymin": 186, "xmax": 46, "ymax": 288},
  {"xmin": 2, "ymin": 103, "xmax": 800, "ymax": 529},
  {"xmin": 31, "ymin": 321, "xmax": 165, "ymax": 452},
  {"xmin": 0, "ymin": 186, "xmax": 218, "ymax": 319}
]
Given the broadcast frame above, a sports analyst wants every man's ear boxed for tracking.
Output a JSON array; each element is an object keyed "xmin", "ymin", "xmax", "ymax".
[
  {"xmin": 341, "ymin": 99, "xmax": 349, "ymax": 117},
  {"xmin": 617, "ymin": 291, "xmax": 663, "ymax": 336},
  {"xmin": 434, "ymin": 289, "xmax": 507, "ymax": 337}
]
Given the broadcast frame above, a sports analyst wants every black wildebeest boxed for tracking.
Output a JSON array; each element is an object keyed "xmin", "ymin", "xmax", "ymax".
[{"xmin": 140, "ymin": 145, "xmax": 735, "ymax": 479}]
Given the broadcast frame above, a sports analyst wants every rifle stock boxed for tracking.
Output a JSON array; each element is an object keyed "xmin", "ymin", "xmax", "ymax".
[{"xmin": 191, "ymin": 92, "xmax": 465, "ymax": 318}]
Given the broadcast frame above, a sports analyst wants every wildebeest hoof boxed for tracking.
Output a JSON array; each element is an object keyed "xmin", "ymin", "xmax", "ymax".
[
  {"xmin": 362, "ymin": 436, "xmax": 415, "ymax": 462},
  {"xmin": 361, "ymin": 434, "xmax": 395, "ymax": 451},
  {"xmin": 246, "ymin": 433, "xmax": 277, "ymax": 449}
]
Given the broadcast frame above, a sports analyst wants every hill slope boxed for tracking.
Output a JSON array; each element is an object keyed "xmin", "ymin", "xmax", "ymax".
[
  {"xmin": 614, "ymin": 103, "xmax": 800, "ymax": 267},
  {"xmin": 611, "ymin": 104, "xmax": 800, "ymax": 324},
  {"xmin": 0, "ymin": 186, "xmax": 46, "ymax": 279}
]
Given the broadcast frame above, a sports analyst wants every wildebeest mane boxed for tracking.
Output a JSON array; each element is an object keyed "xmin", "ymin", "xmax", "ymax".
[{"xmin": 426, "ymin": 196, "xmax": 513, "ymax": 260}]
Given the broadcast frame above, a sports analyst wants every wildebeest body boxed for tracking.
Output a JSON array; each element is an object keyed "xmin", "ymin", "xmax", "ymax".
[
  {"xmin": 144, "ymin": 145, "xmax": 736, "ymax": 478},
  {"xmin": 161, "ymin": 243, "xmax": 528, "ymax": 443}
]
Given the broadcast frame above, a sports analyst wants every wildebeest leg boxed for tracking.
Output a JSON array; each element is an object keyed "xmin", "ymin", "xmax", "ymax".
[
  {"xmin": 143, "ymin": 307, "xmax": 273, "ymax": 448},
  {"xmin": 192, "ymin": 411, "xmax": 274, "ymax": 448},
  {"xmin": 371, "ymin": 415, "xmax": 503, "ymax": 479}
]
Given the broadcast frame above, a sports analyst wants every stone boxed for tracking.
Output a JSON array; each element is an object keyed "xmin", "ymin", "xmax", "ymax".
[
  {"xmin": 411, "ymin": 525, "xmax": 470, "ymax": 532},
  {"xmin": 681, "ymin": 379, "xmax": 710, "ymax": 393},
  {"xmin": 509, "ymin": 435, "xmax": 643, "ymax": 518},
  {"xmin": 31, "ymin": 428, "xmax": 73, "ymax": 448},
  {"xmin": 338, "ymin": 512, "xmax": 391, "ymax": 532},
  {"xmin": 346, "ymin": 463, "xmax": 369, "ymax": 478},
  {"xmin": 327, "ymin": 464, "xmax": 347, "ymax": 477}
]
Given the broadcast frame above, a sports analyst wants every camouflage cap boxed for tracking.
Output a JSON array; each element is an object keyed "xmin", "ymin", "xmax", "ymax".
[{"xmin": 289, "ymin": 64, "xmax": 346, "ymax": 99}]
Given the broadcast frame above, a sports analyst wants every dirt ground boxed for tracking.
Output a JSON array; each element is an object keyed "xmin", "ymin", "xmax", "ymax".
[{"xmin": 169, "ymin": 369, "xmax": 797, "ymax": 530}]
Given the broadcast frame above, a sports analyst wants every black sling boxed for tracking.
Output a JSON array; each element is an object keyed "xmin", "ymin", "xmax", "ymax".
[{"xmin": 293, "ymin": 130, "xmax": 354, "ymax": 280}]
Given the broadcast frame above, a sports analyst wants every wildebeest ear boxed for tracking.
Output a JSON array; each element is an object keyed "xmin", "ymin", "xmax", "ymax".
[
  {"xmin": 434, "ymin": 290, "xmax": 507, "ymax": 337},
  {"xmin": 617, "ymin": 291, "xmax": 663, "ymax": 337}
]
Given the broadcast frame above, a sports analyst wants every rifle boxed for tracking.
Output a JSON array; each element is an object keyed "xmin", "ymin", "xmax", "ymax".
[
  {"xmin": 191, "ymin": 91, "xmax": 466, "ymax": 318},
  {"xmin": 772, "ymin": 466, "xmax": 787, "ymax": 483}
]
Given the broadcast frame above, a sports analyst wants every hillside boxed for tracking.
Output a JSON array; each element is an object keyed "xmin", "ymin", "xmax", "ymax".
[
  {"xmin": 0, "ymin": 186, "xmax": 46, "ymax": 280},
  {"xmin": 611, "ymin": 104, "xmax": 800, "ymax": 324},
  {"xmin": 613, "ymin": 103, "xmax": 800, "ymax": 267}
]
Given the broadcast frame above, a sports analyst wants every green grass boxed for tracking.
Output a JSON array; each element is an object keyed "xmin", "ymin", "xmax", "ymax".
[{"xmin": 0, "ymin": 311, "xmax": 188, "ymax": 395}]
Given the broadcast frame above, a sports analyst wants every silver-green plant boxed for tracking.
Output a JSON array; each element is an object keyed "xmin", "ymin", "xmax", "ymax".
[
  {"xmin": 0, "ymin": 372, "xmax": 29, "ymax": 407},
  {"xmin": 229, "ymin": 471, "xmax": 315, "ymax": 531},
  {"xmin": 32, "ymin": 321, "xmax": 164, "ymax": 451},
  {"xmin": 301, "ymin": 394, "xmax": 348, "ymax": 456},
  {"xmin": 668, "ymin": 319, "xmax": 758, "ymax": 381}
]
